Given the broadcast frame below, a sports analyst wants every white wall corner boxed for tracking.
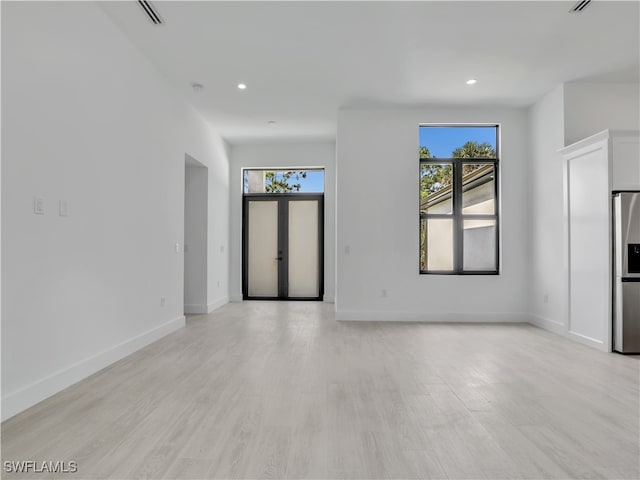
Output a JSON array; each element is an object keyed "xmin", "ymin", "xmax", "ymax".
[
  {"xmin": 184, "ymin": 297, "xmax": 229, "ymax": 315},
  {"xmin": 184, "ymin": 304, "xmax": 209, "ymax": 315},
  {"xmin": 1, "ymin": 316, "xmax": 185, "ymax": 422},
  {"xmin": 207, "ymin": 296, "xmax": 229, "ymax": 313},
  {"xmin": 527, "ymin": 313, "xmax": 566, "ymax": 335}
]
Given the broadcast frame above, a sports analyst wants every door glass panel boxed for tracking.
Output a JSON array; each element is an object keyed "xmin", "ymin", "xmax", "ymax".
[
  {"xmin": 248, "ymin": 201, "xmax": 279, "ymax": 297},
  {"xmin": 288, "ymin": 200, "xmax": 319, "ymax": 297},
  {"xmin": 423, "ymin": 218, "xmax": 454, "ymax": 271},
  {"xmin": 462, "ymin": 164, "xmax": 495, "ymax": 215},
  {"xmin": 463, "ymin": 219, "xmax": 496, "ymax": 271}
]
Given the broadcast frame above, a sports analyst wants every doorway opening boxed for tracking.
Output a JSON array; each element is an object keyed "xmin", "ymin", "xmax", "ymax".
[
  {"xmin": 184, "ymin": 155, "xmax": 208, "ymax": 314},
  {"xmin": 242, "ymin": 169, "xmax": 324, "ymax": 301}
]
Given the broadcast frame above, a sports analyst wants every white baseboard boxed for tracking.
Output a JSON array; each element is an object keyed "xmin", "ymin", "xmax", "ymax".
[
  {"xmin": 323, "ymin": 295, "xmax": 335, "ymax": 303},
  {"xmin": 528, "ymin": 313, "xmax": 565, "ymax": 334},
  {"xmin": 230, "ymin": 294, "xmax": 243, "ymax": 302},
  {"xmin": 207, "ymin": 296, "xmax": 229, "ymax": 312},
  {"xmin": 335, "ymin": 310, "xmax": 529, "ymax": 322},
  {"xmin": 527, "ymin": 314, "xmax": 609, "ymax": 352},
  {"xmin": 567, "ymin": 330, "xmax": 608, "ymax": 352},
  {"xmin": 184, "ymin": 303, "xmax": 208, "ymax": 314},
  {"xmin": 184, "ymin": 296, "xmax": 229, "ymax": 314},
  {"xmin": 1, "ymin": 315, "xmax": 185, "ymax": 422}
]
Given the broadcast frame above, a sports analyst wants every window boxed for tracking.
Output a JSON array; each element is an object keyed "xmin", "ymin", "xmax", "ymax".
[
  {"xmin": 243, "ymin": 169, "xmax": 324, "ymax": 193},
  {"xmin": 419, "ymin": 125, "xmax": 499, "ymax": 274}
]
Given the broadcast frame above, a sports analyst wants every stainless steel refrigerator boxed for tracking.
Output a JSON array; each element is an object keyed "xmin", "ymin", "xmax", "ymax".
[{"xmin": 613, "ymin": 191, "xmax": 640, "ymax": 353}]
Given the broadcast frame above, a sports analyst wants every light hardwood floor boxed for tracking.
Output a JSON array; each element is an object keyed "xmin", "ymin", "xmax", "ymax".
[{"xmin": 2, "ymin": 302, "xmax": 639, "ymax": 479}]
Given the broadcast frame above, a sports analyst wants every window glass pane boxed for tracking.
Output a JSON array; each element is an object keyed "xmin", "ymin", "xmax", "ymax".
[
  {"xmin": 243, "ymin": 169, "xmax": 324, "ymax": 193},
  {"xmin": 463, "ymin": 219, "xmax": 496, "ymax": 271},
  {"xmin": 421, "ymin": 218, "xmax": 454, "ymax": 271},
  {"xmin": 420, "ymin": 219, "xmax": 426, "ymax": 271},
  {"xmin": 462, "ymin": 164, "xmax": 495, "ymax": 215},
  {"xmin": 419, "ymin": 126, "xmax": 497, "ymax": 159},
  {"xmin": 420, "ymin": 163, "xmax": 453, "ymax": 214}
]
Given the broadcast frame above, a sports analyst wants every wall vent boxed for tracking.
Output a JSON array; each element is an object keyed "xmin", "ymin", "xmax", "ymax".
[
  {"xmin": 138, "ymin": 1, "xmax": 163, "ymax": 25},
  {"xmin": 569, "ymin": 0, "xmax": 592, "ymax": 13}
]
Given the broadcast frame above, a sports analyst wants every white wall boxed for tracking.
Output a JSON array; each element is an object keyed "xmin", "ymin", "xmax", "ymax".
[
  {"xmin": 229, "ymin": 142, "xmax": 336, "ymax": 302},
  {"xmin": 564, "ymin": 83, "xmax": 640, "ymax": 146},
  {"xmin": 336, "ymin": 107, "xmax": 529, "ymax": 320},
  {"xmin": 1, "ymin": 1, "xmax": 229, "ymax": 420},
  {"xmin": 527, "ymin": 85, "xmax": 567, "ymax": 332},
  {"xmin": 527, "ymin": 82, "xmax": 639, "ymax": 340},
  {"xmin": 183, "ymin": 112, "xmax": 231, "ymax": 313},
  {"xmin": 184, "ymin": 161, "xmax": 208, "ymax": 313}
]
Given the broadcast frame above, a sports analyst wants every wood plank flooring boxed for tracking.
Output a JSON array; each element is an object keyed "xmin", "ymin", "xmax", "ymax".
[{"xmin": 2, "ymin": 301, "xmax": 639, "ymax": 479}]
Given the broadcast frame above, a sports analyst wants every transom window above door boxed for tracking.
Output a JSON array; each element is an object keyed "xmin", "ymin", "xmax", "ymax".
[{"xmin": 243, "ymin": 169, "xmax": 324, "ymax": 193}]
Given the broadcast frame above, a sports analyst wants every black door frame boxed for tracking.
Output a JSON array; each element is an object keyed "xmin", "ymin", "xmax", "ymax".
[{"xmin": 242, "ymin": 193, "xmax": 324, "ymax": 301}]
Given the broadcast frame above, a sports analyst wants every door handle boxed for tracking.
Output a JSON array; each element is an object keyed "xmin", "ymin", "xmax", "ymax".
[{"xmin": 274, "ymin": 256, "xmax": 283, "ymax": 261}]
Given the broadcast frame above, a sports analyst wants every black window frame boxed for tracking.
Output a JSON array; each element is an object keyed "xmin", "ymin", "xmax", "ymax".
[{"xmin": 419, "ymin": 125, "xmax": 500, "ymax": 275}]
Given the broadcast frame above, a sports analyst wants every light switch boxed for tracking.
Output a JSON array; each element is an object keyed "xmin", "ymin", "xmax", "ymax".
[
  {"xmin": 175, "ymin": 242, "xmax": 180, "ymax": 253},
  {"xmin": 344, "ymin": 245, "xmax": 351, "ymax": 254},
  {"xmin": 59, "ymin": 200, "xmax": 68, "ymax": 217},
  {"xmin": 34, "ymin": 196, "xmax": 45, "ymax": 215}
]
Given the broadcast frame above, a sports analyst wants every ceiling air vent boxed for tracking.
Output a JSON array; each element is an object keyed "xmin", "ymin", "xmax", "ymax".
[
  {"xmin": 138, "ymin": 0, "xmax": 163, "ymax": 25},
  {"xmin": 569, "ymin": 0, "xmax": 592, "ymax": 13}
]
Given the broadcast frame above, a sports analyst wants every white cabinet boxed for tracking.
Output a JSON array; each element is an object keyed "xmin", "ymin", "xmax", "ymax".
[
  {"xmin": 612, "ymin": 135, "xmax": 640, "ymax": 189},
  {"xmin": 560, "ymin": 130, "xmax": 639, "ymax": 351}
]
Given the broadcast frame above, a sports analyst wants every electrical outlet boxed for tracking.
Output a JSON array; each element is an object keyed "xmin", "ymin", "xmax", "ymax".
[
  {"xmin": 543, "ymin": 293, "xmax": 549, "ymax": 304},
  {"xmin": 381, "ymin": 289, "xmax": 388, "ymax": 298},
  {"xmin": 160, "ymin": 296, "xmax": 166, "ymax": 306},
  {"xmin": 175, "ymin": 243, "xmax": 180, "ymax": 253},
  {"xmin": 344, "ymin": 245, "xmax": 351, "ymax": 255},
  {"xmin": 34, "ymin": 196, "xmax": 45, "ymax": 215},
  {"xmin": 59, "ymin": 199, "xmax": 68, "ymax": 217}
]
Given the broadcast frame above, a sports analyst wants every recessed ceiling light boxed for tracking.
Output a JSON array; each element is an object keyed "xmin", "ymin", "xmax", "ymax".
[
  {"xmin": 267, "ymin": 120, "xmax": 276, "ymax": 124},
  {"xmin": 466, "ymin": 79, "xmax": 477, "ymax": 85},
  {"xmin": 237, "ymin": 83, "xmax": 247, "ymax": 90}
]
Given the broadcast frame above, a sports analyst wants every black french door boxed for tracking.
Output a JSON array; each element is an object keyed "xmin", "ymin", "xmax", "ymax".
[{"xmin": 242, "ymin": 194, "xmax": 324, "ymax": 300}]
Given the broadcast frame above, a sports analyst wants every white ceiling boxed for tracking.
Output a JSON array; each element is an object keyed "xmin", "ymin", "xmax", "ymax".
[{"xmin": 100, "ymin": 1, "xmax": 640, "ymax": 144}]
